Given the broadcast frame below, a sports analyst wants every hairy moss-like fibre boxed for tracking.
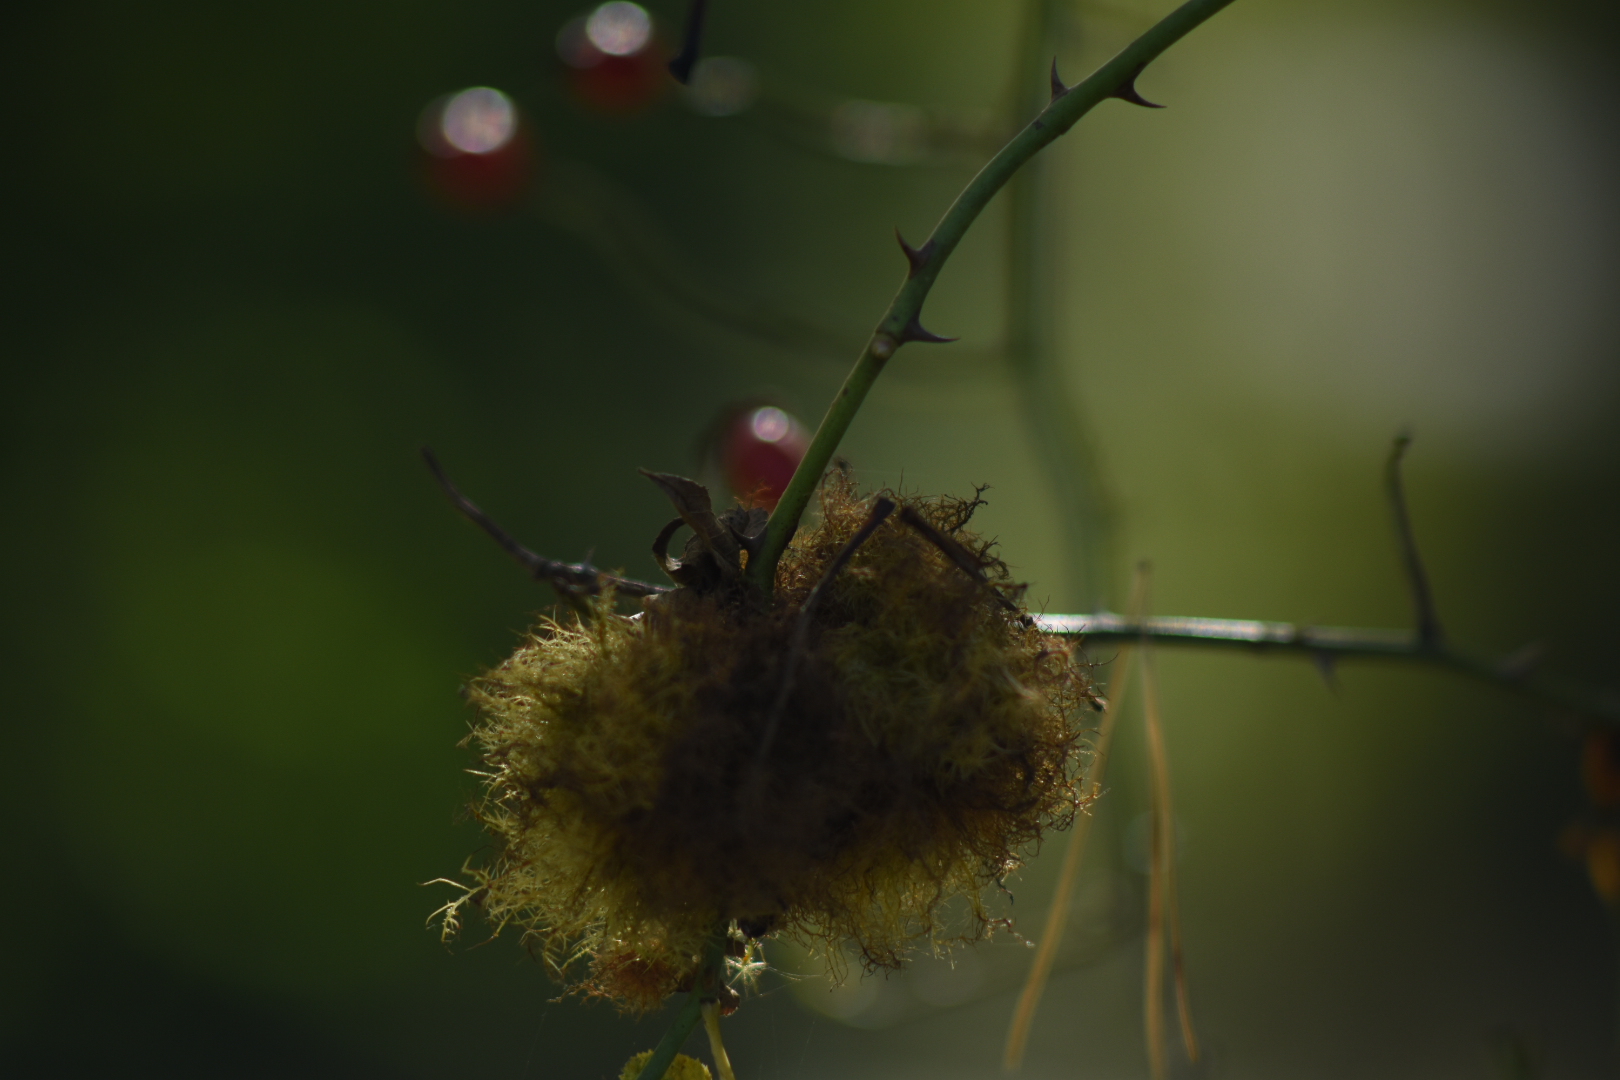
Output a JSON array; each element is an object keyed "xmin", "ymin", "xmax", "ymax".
[{"xmin": 449, "ymin": 474, "xmax": 1096, "ymax": 1010}]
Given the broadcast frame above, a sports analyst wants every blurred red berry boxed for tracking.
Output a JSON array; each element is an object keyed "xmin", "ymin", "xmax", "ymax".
[
  {"xmin": 418, "ymin": 87, "xmax": 537, "ymax": 211},
  {"xmin": 1582, "ymin": 730, "xmax": 1620, "ymax": 809},
  {"xmin": 568, "ymin": 53, "xmax": 668, "ymax": 114},
  {"xmin": 722, "ymin": 405, "xmax": 810, "ymax": 510},
  {"xmin": 557, "ymin": 3, "xmax": 669, "ymax": 115},
  {"xmin": 1586, "ymin": 829, "xmax": 1620, "ymax": 905}
]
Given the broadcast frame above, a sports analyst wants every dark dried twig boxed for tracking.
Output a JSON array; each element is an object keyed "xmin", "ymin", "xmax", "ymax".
[
  {"xmin": 756, "ymin": 498, "xmax": 896, "ymax": 763},
  {"xmin": 422, "ymin": 448, "xmax": 669, "ymax": 601},
  {"xmin": 897, "ymin": 504, "xmax": 1029, "ymax": 623}
]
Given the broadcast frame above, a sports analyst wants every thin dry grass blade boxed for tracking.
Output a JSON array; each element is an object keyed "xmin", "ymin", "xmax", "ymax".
[
  {"xmin": 1002, "ymin": 652, "xmax": 1133, "ymax": 1070},
  {"xmin": 1141, "ymin": 641, "xmax": 1199, "ymax": 1075},
  {"xmin": 1002, "ymin": 569, "xmax": 1150, "ymax": 1071},
  {"xmin": 1142, "ymin": 644, "xmax": 1168, "ymax": 1080}
]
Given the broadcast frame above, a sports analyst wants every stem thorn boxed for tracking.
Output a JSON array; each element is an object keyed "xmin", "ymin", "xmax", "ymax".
[
  {"xmin": 895, "ymin": 229, "xmax": 935, "ymax": 279},
  {"xmin": 1050, "ymin": 57, "xmax": 1070, "ymax": 102},
  {"xmin": 667, "ymin": 0, "xmax": 709, "ymax": 85},
  {"xmin": 1111, "ymin": 62, "xmax": 1165, "ymax": 109},
  {"xmin": 898, "ymin": 314, "xmax": 957, "ymax": 345},
  {"xmin": 1311, "ymin": 651, "xmax": 1340, "ymax": 693}
]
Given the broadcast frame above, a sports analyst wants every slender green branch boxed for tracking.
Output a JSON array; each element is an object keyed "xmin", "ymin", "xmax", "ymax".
[
  {"xmin": 749, "ymin": 0, "xmax": 1239, "ymax": 594},
  {"xmin": 632, "ymin": 991, "xmax": 704, "ymax": 1080},
  {"xmin": 633, "ymin": 931, "xmax": 727, "ymax": 1080},
  {"xmin": 1037, "ymin": 613, "xmax": 1620, "ymax": 727}
]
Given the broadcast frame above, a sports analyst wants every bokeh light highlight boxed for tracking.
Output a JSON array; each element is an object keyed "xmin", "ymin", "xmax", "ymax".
[
  {"xmin": 418, "ymin": 87, "xmax": 518, "ymax": 158},
  {"xmin": 749, "ymin": 406, "xmax": 792, "ymax": 444},
  {"xmin": 585, "ymin": 2, "xmax": 651, "ymax": 57},
  {"xmin": 685, "ymin": 56, "xmax": 758, "ymax": 117},
  {"xmin": 416, "ymin": 86, "xmax": 534, "ymax": 210},
  {"xmin": 440, "ymin": 88, "xmax": 516, "ymax": 154}
]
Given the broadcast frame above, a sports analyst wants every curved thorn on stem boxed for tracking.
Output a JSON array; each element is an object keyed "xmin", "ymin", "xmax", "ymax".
[
  {"xmin": 667, "ymin": 0, "xmax": 710, "ymax": 84},
  {"xmin": 896, "ymin": 229, "xmax": 935, "ymax": 279},
  {"xmin": 1110, "ymin": 62, "xmax": 1165, "ymax": 108},
  {"xmin": 897, "ymin": 313, "xmax": 958, "ymax": 345}
]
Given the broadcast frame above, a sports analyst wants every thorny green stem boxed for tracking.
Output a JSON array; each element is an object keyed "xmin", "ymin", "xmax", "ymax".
[
  {"xmin": 1037, "ymin": 613, "xmax": 1620, "ymax": 728},
  {"xmin": 633, "ymin": 992, "xmax": 703, "ymax": 1080},
  {"xmin": 749, "ymin": 0, "xmax": 1239, "ymax": 595},
  {"xmin": 633, "ymin": 931, "xmax": 728, "ymax": 1080}
]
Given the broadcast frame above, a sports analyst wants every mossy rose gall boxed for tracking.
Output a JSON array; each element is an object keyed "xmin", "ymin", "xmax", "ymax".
[{"xmin": 440, "ymin": 471, "xmax": 1098, "ymax": 1010}]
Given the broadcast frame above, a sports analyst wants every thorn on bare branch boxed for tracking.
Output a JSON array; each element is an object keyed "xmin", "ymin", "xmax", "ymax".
[
  {"xmin": 895, "ymin": 230, "xmax": 935, "ymax": 279},
  {"xmin": 1312, "ymin": 652, "xmax": 1340, "ymax": 694},
  {"xmin": 1050, "ymin": 57, "xmax": 1070, "ymax": 102},
  {"xmin": 1043, "ymin": 612, "xmax": 1620, "ymax": 729},
  {"xmin": 1385, "ymin": 431, "xmax": 1443, "ymax": 650},
  {"xmin": 1110, "ymin": 62, "xmax": 1165, "ymax": 109},
  {"xmin": 667, "ymin": 0, "xmax": 709, "ymax": 85},
  {"xmin": 897, "ymin": 313, "xmax": 957, "ymax": 345}
]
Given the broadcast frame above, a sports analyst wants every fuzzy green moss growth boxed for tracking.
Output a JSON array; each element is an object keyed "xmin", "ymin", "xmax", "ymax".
[
  {"xmin": 619, "ymin": 1052, "xmax": 711, "ymax": 1080},
  {"xmin": 444, "ymin": 472, "xmax": 1097, "ymax": 1010}
]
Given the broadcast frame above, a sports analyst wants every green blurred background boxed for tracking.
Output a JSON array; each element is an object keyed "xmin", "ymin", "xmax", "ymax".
[{"xmin": 4, "ymin": 0, "xmax": 1619, "ymax": 1076}]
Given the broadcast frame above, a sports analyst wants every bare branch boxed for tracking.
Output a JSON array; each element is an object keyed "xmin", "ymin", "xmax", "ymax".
[
  {"xmin": 1037, "ymin": 613, "xmax": 1620, "ymax": 727},
  {"xmin": 896, "ymin": 504, "xmax": 1029, "ymax": 623},
  {"xmin": 1386, "ymin": 433, "xmax": 1444, "ymax": 649}
]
